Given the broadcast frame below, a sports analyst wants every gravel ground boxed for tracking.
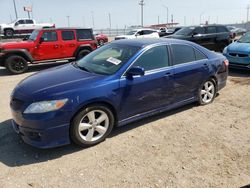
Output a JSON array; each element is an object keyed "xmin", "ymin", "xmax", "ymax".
[{"xmin": 0, "ymin": 65, "xmax": 249, "ymax": 188}]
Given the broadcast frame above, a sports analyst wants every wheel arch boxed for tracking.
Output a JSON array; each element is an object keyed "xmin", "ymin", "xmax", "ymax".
[
  {"xmin": 2, "ymin": 49, "xmax": 33, "ymax": 64},
  {"xmin": 73, "ymin": 45, "xmax": 93, "ymax": 57},
  {"xmin": 70, "ymin": 100, "xmax": 118, "ymax": 127}
]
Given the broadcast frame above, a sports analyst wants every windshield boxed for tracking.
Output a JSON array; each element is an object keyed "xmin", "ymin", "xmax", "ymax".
[
  {"xmin": 75, "ymin": 44, "xmax": 140, "ymax": 75},
  {"xmin": 238, "ymin": 32, "xmax": 250, "ymax": 43},
  {"xmin": 126, "ymin": 30, "xmax": 137, "ymax": 35},
  {"xmin": 174, "ymin": 27, "xmax": 194, "ymax": 36},
  {"xmin": 28, "ymin": 30, "xmax": 40, "ymax": 41}
]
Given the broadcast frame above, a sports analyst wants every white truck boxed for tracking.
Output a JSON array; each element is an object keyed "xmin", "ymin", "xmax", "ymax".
[{"xmin": 0, "ymin": 18, "xmax": 55, "ymax": 37}]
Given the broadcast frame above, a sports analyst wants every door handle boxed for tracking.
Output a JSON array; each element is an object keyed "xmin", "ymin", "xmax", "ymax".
[
  {"xmin": 69, "ymin": 44, "xmax": 76, "ymax": 47},
  {"xmin": 54, "ymin": 44, "xmax": 59, "ymax": 48},
  {"xmin": 164, "ymin": 72, "xmax": 172, "ymax": 77}
]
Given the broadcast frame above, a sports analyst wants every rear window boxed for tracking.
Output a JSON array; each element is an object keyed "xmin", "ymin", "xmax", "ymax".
[
  {"xmin": 217, "ymin": 26, "xmax": 228, "ymax": 33},
  {"xmin": 76, "ymin": 29, "xmax": 94, "ymax": 40},
  {"xmin": 61, "ymin": 30, "xmax": 75, "ymax": 40},
  {"xmin": 171, "ymin": 44, "xmax": 195, "ymax": 65}
]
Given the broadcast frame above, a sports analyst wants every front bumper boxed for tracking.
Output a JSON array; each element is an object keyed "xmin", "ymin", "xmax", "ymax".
[
  {"xmin": 224, "ymin": 54, "xmax": 250, "ymax": 70},
  {"xmin": 12, "ymin": 119, "xmax": 70, "ymax": 149}
]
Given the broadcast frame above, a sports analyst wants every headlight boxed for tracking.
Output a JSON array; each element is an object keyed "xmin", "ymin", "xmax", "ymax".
[
  {"xmin": 24, "ymin": 99, "xmax": 68, "ymax": 114},
  {"xmin": 223, "ymin": 47, "xmax": 228, "ymax": 54}
]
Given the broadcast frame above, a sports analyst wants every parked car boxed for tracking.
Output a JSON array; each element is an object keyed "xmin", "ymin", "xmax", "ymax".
[
  {"xmin": 94, "ymin": 33, "xmax": 108, "ymax": 46},
  {"xmin": 223, "ymin": 32, "xmax": 250, "ymax": 70},
  {"xmin": 115, "ymin": 28, "xmax": 159, "ymax": 40},
  {"xmin": 0, "ymin": 18, "xmax": 55, "ymax": 37},
  {"xmin": 157, "ymin": 27, "xmax": 167, "ymax": 37},
  {"xmin": 227, "ymin": 26, "xmax": 247, "ymax": 38},
  {"xmin": 165, "ymin": 25, "xmax": 233, "ymax": 51},
  {"xmin": 0, "ymin": 28, "xmax": 97, "ymax": 74},
  {"xmin": 10, "ymin": 38, "xmax": 228, "ymax": 148},
  {"xmin": 165, "ymin": 27, "xmax": 183, "ymax": 36}
]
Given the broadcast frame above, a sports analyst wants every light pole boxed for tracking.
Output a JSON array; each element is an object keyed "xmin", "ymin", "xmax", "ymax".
[
  {"xmin": 139, "ymin": 0, "xmax": 145, "ymax": 27},
  {"xmin": 108, "ymin": 13, "xmax": 112, "ymax": 29},
  {"xmin": 91, "ymin": 11, "xmax": 95, "ymax": 29},
  {"xmin": 66, "ymin": 16, "xmax": 70, "ymax": 27},
  {"xmin": 162, "ymin": 5, "xmax": 169, "ymax": 25},
  {"xmin": 13, "ymin": 0, "xmax": 18, "ymax": 19},
  {"xmin": 200, "ymin": 12, "xmax": 205, "ymax": 24}
]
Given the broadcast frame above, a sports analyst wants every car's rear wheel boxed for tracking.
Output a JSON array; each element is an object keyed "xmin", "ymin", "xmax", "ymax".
[
  {"xmin": 70, "ymin": 105, "xmax": 114, "ymax": 147},
  {"xmin": 4, "ymin": 29, "xmax": 14, "ymax": 37},
  {"xmin": 198, "ymin": 79, "xmax": 216, "ymax": 105},
  {"xmin": 5, "ymin": 55, "xmax": 28, "ymax": 74},
  {"xmin": 76, "ymin": 49, "xmax": 91, "ymax": 60}
]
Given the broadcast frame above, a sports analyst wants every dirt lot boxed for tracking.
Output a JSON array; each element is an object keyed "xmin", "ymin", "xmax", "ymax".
[{"xmin": 0, "ymin": 65, "xmax": 249, "ymax": 188}]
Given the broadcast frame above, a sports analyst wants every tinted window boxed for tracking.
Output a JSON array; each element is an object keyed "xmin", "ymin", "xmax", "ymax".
[
  {"xmin": 41, "ymin": 31, "xmax": 58, "ymax": 42},
  {"xmin": 171, "ymin": 44, "xmax": 195, "ymax": 65},
  {"xmin": 194, "ymin": 49, "xmax": 207, "ymax": 60},
  {"xmin": 143, "ymin": 30, "xmax": 154, "ymax": 35},
  {"xmin": 62, "ymin": 30, "xmax": 75, "ymax": 40},
  {"xmin": 133, "ymin": 46, "xmax": 169, "ymax": 71},
  {"xmin": 26, "ymin": 20, "xmax": 34, "ymax": 24},
  {"xmin": 206, "ymin": 26, "xmax": 216, "ymax": 34},
  {"xmin": 76, "ymin": 29, "xmax": 93, "ymax": 40},
  {"xmin": 193, "ymin": 27, "xmax": 205, "ymax": 34},
  {"xmin": 174, "ymin": 27, "xmax": 194, "ymax": 36},
  {"xmin": 16, "ymin": 20, "xmax": 25, "ymax": 25},
  {"xmin": 217, "ymin": 26, "xmax": 228, "ymax": 33}
]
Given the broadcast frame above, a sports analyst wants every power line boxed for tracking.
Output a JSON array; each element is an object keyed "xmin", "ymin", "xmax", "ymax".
[{"xmin": 139, "ymin": 0, "xmax": 145, "ymax": 27}]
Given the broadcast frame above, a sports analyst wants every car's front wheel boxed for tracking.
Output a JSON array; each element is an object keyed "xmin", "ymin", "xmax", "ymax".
[
  {"xmin": 70, "ymin": 105, "xmax": 114, "ymax": 147},
  {"xmin": 198, "ymin": 79, "xmax": 216, "ymax": 105}
]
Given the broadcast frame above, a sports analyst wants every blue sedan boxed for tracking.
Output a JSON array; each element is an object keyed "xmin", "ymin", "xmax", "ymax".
[
  {"xmin": 10, "ymin": 39, "xmax": 228, "ymax": 148},
  {"xmin": 223, "ymin": 32, "xmax": 250, "ymax": 70}
]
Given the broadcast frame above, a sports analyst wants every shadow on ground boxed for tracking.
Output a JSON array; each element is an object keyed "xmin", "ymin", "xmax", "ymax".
[
  {"xmin": 0, "ymin": 62, "xmax": 68, "ymax": 76},
  {"xmin": 0, "ymin": 103, "xmax": 196, "ymax": 167}
]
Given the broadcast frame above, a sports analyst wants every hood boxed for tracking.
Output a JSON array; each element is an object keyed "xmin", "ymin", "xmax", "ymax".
[
  {"xmin": 1, "ymin": 40, "xmax": 35, "ymax": 50},
  {"xmin": 0, "ymin": 23, "xmax": 14, "ymax": 28},
  {"xmin": 14, "ymin": 64, "xmax": 106, "ymax": 101},
  {"xmin": 227, "ymin": 41, "xmax": 250, "ymax": 53}
]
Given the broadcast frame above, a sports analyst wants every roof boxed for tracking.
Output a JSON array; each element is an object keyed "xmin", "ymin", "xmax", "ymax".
[
  {"xmin": 111, "ymin": 38, "xmax": 194, "ymax": 48},
  {"xmin": 41, "ymin": 27, "xmax": 93, "ymax": 30}
]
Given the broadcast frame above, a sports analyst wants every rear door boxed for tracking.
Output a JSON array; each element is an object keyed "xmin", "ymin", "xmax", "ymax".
[
  {"xmin": 60, "ymin": 30, "xmax": 77, "ymax": 58},
  {"xmin": 170, "ymin": 44, "xmax": 209, "ymax": 102},
  {"xmin": 204, "ymin": 26, "xmax": 217, "ymax": 50},
  {"xmin": 33, "ymin": 30, "xmax": 62, "ymax": 60}
]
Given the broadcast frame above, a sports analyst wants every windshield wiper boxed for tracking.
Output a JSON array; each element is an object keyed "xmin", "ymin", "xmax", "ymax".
[{"xmin": 72, "ymin": 62, "xmax": 93, "ymax": 73}]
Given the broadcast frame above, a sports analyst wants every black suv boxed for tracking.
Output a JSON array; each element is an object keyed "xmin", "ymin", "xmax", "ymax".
[{"xmin": 165, "ymin": 25, "xmax": 233, "ymax": 51}]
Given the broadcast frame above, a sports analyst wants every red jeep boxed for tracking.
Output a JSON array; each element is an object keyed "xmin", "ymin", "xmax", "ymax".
[{"xmin": 0, "ymin": 28, "xmax": 97, "ymax": 74}]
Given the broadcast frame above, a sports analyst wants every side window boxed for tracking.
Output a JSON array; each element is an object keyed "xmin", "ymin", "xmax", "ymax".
[
  {"xmin": 206, "ymin": 26, "xmax": 216, "ymax": 34},
  {"xmin": 26, "ymin": 20, "xmax": 34, "ymax": 24},
  {"xmin": 137, "ymin": 31, "xmax": 143, "ymax": 35},
  {"xmin": 171, "ymin": 44, "xmax": 195, "ymax": 65},
  {"xmin": 143, "ymin": 30, "xmax": 153, "ymax": 35},
  {"xmin": 194, "ymin": 49, "xmax": 207, "ymax": 60},
  {"xmin": 15, "ymin": 20, "xmax": 25, "ymax": 26},
  {"xmin": 132, "ymin": 45, "xmax": 169, "ymax": 71},
  {"xmin": 41, "ymin": 31, "xmax": 58, "ymax": 42},
  {"xmin": 217, "ymin": 26, "xmax": 228, "ymax": 33},
  {"xmin": 76, "ymin": 29, "xmax": 93, "ymax": 40},
  {"xmin": 193, "ymin": 27, "xmax": 205, "ymax": 34},
  {"xmin": 61, "ymin": 30, "xmax": 75, "ymax": 41}
]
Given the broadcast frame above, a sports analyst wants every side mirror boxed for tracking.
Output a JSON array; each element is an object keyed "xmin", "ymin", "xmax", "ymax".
[
  {"xmin": 15, "ymin": 22, "xmax": 19, "ymax": 26},
  {"xmin": 39, "ymin": 37, "xmax": 44, "ymax": 44},
  {"xmin": 126, "ymin": 66, "xmax": 145, "ymax": 78}
]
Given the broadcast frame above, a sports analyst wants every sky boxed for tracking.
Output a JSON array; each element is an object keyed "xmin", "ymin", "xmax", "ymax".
[{"xmin": 0, "ymin": 0, "xmax": 248, "ymax": 29}]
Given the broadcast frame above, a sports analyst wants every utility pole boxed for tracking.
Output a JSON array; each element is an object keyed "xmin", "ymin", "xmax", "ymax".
[
  {"xmin": 139, "ymin": 0, "xmax": 145, "ymax": 27},
  {"xmin": 13, "ymin": 0, "xmax": 18, "ymax": 19},
  {"xmin": 66, "ymin": 16, "xmax": 70, "ymax": 27},
  {"xmin": 108, "ymin": 13, "xmax": 112, "ymax": 29},
  {"xmin": 158, "ymin": 16, "xmax": 160, "ymax": 25},
  {"xmin": 91, "ymin": 11, "xmax": 95, "ymax": 29},
  {"xmin": 162, "ymin": 5, "xmax": 169, "ymax": 25},
  {"xmin": 171, "ymin": 14, "xmax": 173, "ymax": 27},
  {"xmin": 247, "ymin": 5, "xmax": 250, "ymax": 23}
]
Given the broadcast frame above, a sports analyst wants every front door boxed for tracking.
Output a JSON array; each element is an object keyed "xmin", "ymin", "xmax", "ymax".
[
  {"xmin": 33, "ymin": 30, "xmax": 62, "ymax": 61},
  {"xmin": 119, "ymin": 45, "xmax": 174, "ymax": 119}
]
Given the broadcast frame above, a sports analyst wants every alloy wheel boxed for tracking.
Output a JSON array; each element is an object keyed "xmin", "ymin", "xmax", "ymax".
[{"xmin": 200, "ymin": 81, "xmax": 215, "ymax": 104}]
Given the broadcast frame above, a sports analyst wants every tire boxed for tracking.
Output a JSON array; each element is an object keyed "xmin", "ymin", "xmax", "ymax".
[
  {"xmin": 4, "ymin": 29, "xmax": 14, "ymax": 37},
  {"xmin": 99, "ymin": 39, "xmax": 104, "ymax": 46},
  {"xmin": 5, "ymin": 55, "xmax": 28, "ymax": 74},
  {"xmin": 70, "ymin": 105, "xmax": 115, "ymax": 147},
  {"xmin": 76, "ymin": 49, "xmax": 91, "ymax": 60},
  {"xmin": 198, "ymin": 79, "xmax": 216, "ymax": 105}
]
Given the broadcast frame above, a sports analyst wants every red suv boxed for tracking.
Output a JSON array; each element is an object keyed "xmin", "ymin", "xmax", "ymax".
[{"xmin": 0, "ymin": 28, "xmax": 97, "ymax": 74}]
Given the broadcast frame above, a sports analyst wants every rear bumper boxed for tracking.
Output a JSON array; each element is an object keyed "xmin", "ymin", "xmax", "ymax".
[{"xmin": 12, "ymin": 120, "xmax": 70, "ymax": 149}]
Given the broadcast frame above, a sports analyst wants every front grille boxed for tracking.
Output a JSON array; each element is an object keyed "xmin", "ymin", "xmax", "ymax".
[
  {"xmin": 229, "ymin": 53, "xmax": 249, "ymax": 58},
  {"xmin": 10, "ymin": 98, "xmax": 25, "ymax": 110}
]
